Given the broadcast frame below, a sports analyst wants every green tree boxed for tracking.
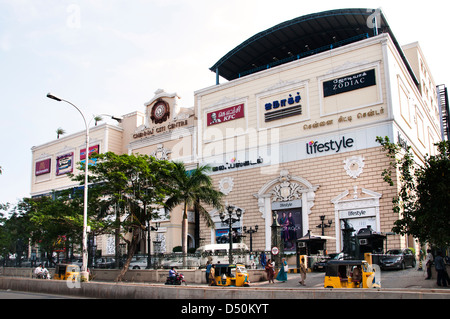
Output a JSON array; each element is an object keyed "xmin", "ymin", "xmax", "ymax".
[
  {"xmin": 80, "ymin": 152, "xmax": 175, "ymax": 281},
  {"xmin": 377, "ymin": 137, "xmax": 450, "ymax": 247},
  {"xmin": 165, "ymin": 163, "xmax": 224, "ymax": 262}
]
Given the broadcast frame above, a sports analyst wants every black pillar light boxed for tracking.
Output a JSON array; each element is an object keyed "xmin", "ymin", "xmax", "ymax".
[
  {"xmin": 243, "ymin": 225, "xmax": 258, "ymax": 252},
  {"xmin": 146, "ymin": 218, "xmax": 160, "ymax": 269},
  {"xmin": 316, "ymin": 215, "xmax": 333, "ymax": 236},
  {"xmin": 220, "ymin": 205, "xmax": 242, "ymax": 264}
]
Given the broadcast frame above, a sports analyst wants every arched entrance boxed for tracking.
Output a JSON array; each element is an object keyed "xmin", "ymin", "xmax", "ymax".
[{"xmin": 254, "ymin": 169, "xmax": 319, "ymax": 251}]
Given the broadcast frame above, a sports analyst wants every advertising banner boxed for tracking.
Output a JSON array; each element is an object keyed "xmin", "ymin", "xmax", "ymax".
[
  {"xmin": 80, "ymin": 144, "xmax": 99, "ymax": 166},
  {"xmin": 56, "ymin": 153, "xmax": 73, "ymax": 176},
  {"xmin": 323, "ymin": 69, "xmax": 376, "ymax": 97},
  {"xmin": 207, "ymin": 104, "xmax": 244, "ymax": 126},
  {"xmin": 35, "ymin": 159, "xmax": 51, "ymax": 176}
]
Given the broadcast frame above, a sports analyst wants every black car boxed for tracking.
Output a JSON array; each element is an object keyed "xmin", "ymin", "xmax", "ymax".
[{"xmin": 379, "ymin": 249, "xmax": 416, "ymax": 270}]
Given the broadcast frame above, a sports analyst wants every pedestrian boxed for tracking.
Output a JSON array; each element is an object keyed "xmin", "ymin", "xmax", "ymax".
[
  {"xmin": 276, "ymin": 258, "xmax": 288, "ymax": 282},
  {"xmin": 209, "ymin": 264, "xmax": 216, "ymax": 286},
  {"xmin": 260, "ymin": 252, "xmax": 267, "ymax": 269},
  {"xmin": 205, "ymin": 260, "xmax": 212, "ymax": 284},
  {"xmin": 34, "ymin": 264, "xmax": 43, "ymax": 279},
  {"xmin": 435, "ymin": 251, "xmax": 447, "ymax": 287},
  {"xmin": 299, "ymin": 257, "xmax": 307, "ymax": 286},
  {"xmin": 425, "ymin": 249, "xmax": 433, "ymax": 280},
  {"xmin": 265, "ymin": 259, "xmax": 275, "ymax": 283}
]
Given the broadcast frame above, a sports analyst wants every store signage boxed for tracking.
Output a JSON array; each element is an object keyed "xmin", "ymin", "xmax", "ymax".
[
  {"xmin": 272, "ymin": 200, "xmax": 302, "ymax": 210},
  {"xmin": 264, "ymin": 92, "xmax": 302, "ymax": 122},
  {"xmin": 56, "ymin": 153, "xmax": 73, "ymax": 176},
  {"xmin": 207, "ymin": 104, "xmax": 244, "ymax": 126},
  {"xmin": 35, "ymin": 159, "xmax": 51, "ymax": 176},
  {"xmin": 339, "ymin": 208, "xmax": 376, "ymax": 219},
  {"xmin": 323, "ymin": 69, "xmax": 376, "ymax": 97},
  {"xmin": 306, "ymin": 137, "xmax": 354, "ymax": 155},
  {"xmin": 133, "ymin": 120, "xmax": 189, "ymax": 139},
  {"xmin": 212, "ymin": 157, "xmax": 263, "ymax": 172}
]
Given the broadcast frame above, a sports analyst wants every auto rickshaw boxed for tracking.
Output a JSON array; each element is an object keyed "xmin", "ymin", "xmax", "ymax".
[
  {"xmin": 213, "ymin": 264, "xmax": 250, "ymax": 287},
  {"xmin": 324, "ymin": 260, "xmax": 380, "ymax": 288},
  {"xmin": 53, "ymin": 264, "xmax": 80, "ymax": 281}
]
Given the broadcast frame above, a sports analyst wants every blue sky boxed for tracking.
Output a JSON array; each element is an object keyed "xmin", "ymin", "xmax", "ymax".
[{"xmin": 1, "ymin": 0, "xmax": 449, "ymax": 207}]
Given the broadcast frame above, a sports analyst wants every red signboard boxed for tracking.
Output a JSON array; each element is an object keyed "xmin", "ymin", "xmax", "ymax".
[
  {"xmin": 35, "ymin": 159, "xmax": 51, "ymax": 176},
  {"xmin": 207, "ymin": 104, "xmax": 245, "ymax": 126}
]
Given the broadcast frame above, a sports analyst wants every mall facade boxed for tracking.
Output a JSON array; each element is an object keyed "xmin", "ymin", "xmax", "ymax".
[{"xmin": 31, "ymin": 9, "xmax": 445, "ymax": 258}]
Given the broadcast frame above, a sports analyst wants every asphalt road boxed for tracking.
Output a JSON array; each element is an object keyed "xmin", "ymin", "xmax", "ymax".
[{"xmin": 0, "ymin": 289, "xmax": 85, "ymax": 299}]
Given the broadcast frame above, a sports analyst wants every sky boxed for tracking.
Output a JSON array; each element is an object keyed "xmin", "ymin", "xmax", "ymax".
[{"xmin": 0, "ymin": 0, "xmax": 449, "ymax": 207}]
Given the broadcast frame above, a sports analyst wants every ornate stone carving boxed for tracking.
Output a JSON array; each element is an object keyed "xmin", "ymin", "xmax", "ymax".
[
  {"xmin": 343, "ymin": 156, "xmax": 365, "ymax": 179},
  {"xmin": 271, "ymin": 169, "xmax": 305, "ymax": 202},
  {"xmin": 151, "ymin": 144, "xmax": 171, "ymax": 160},
  {"xmin": 219, "ymin": 177, "xmax": 234, "ymax": 195}
]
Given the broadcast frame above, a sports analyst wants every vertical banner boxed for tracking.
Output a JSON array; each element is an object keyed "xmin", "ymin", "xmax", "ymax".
[
  {"xmin": 56, "ymin": 153, "xmax": 74, "ymax": 176},
  {"xmin": 275, "ymin": 209, "xmax": 302, "ymax": 252}
]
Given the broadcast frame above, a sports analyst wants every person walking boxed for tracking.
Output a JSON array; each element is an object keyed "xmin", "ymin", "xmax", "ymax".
[
  {"xmin": 435, "ymin": 251, "xmax": 447, "ymax": 287},
  {"xmin": 265, "ymin": 259, "xmax": 275, "ymax": 283},
  {"xmin": 209, "ymin": 264, "xmax": 216, "ymax": 286},
  {"xmin": 205, "ymin": 261, "xmax": 212, "ymax": 284},
  {"xmin": 425, "ymin": 249, "xmax": 433, "ymax": 280},
  {"xmin": 298, "ymin": 257, "xmax": 307, "ymax": 286},
  {"xmin": 276, "ymin": 258, "xmax": 288, "ymax": 282}
]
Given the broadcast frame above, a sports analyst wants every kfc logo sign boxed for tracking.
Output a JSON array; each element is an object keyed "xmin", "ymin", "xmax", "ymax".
[{"xmin": 207, "ymin": 104, "xmax": 245, "ymax": 126}]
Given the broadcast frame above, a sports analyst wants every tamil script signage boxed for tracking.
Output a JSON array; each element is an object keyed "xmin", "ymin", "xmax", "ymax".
[
  {"xmin": 323, "ymin": 69, "xmax": 376, "ymax": 97},
  {"xmin": 207, "ymin": 104, "xmax": 245, "ymax": 126}
]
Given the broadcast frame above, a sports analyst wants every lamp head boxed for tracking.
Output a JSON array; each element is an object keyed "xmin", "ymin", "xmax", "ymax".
[{"xmin": 46, "ymin": 93, "xmax": 62, "ymax": 102}]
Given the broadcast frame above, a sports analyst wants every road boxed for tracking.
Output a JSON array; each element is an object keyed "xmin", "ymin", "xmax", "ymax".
[{"xmin": 0, "ymin": 289, "xmax": 86, "ymax": 299}]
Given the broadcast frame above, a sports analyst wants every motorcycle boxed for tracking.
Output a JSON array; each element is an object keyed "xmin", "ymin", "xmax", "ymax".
[{"xmin": 165, "ymin": 273, "xmax": 186, "ymax": 285}]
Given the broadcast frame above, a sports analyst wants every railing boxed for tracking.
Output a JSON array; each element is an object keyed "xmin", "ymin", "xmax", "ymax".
[{"xmin": 238, "ymin": 33, "xmax": 370, "ymax": 78}]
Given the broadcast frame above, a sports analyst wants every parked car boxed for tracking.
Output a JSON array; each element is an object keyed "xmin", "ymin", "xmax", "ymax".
[
  {"xmin": 129, "ymin": 256, "xmax": 148, "ymax": 269},
  {"xmin": 95, "ymin": 257, "xmax": 123, "ymax": 269},
  {"xmin": 379, "ymin": 249, "xmax": 416, "ymax": 270}
]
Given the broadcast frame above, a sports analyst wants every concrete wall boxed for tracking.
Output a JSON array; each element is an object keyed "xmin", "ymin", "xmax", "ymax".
[
  {"xmin": 0, "ymin": 276, "xmax": 448, "ymax": 299},
  {"xmin": 1, "ymin": 267, "xmax": 267, "ymax": 284}
]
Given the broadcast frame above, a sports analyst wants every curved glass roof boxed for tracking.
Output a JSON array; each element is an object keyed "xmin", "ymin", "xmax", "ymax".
[{"xmin": 210, "ymin": 8, "xmax": 417, "ymax": 85}]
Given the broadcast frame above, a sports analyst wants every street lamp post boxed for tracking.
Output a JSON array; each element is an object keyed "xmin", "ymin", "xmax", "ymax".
[
  {"xmin": 316, "ymin": 215, "xmax": 333, "ymax": 236},
  {"xmin": 146, "ymin": 218, "xmax": 160, "ymax": 269},
  {"xmin": 243, "ymin": 225, "xmax": 258, "ymax": 252},
  {"xmin": 219, "ymin": 205, "xmax": 242, "ymax": 264},
  {"xmin": 46, "ymin": 93, "xmax": 121, "ymax": 281}
]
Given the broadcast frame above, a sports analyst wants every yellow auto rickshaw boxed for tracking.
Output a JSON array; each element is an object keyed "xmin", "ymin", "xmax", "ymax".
[
  {"xmin": 54, "ymin": 264, "xmax": 80, "ymax": 281},
  {"xmin": 324, "ymin": 260, "xmax": 380, "ymax": 289},
  {"xmin": 213, "ymin": 264, "xmax": 250, "ymax": 287}
]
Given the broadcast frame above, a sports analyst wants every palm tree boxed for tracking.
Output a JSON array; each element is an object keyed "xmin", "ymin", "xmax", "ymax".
[
  {"xmin": 94, "ymin": 115, "xmax": 103, "ymax": 126},
  {"xmin": 56, "ymin": 128, "xmax": 65, "ymax": 139},
  {"xmin": 165, "ymin": 162, "xmax": 224, "ymax": 260}
]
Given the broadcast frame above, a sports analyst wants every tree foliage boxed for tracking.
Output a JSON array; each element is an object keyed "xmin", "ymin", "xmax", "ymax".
[
  {"xmin": 77, "ymin": 152, "xmax": 175, "ymax": 281},
  {"xmin": 165, "ymin": 162, "xmax": 224, "ymax": 257},
  {"xmin": 377, "ymin": 137, "xmax": 450, "ymax": 247}
]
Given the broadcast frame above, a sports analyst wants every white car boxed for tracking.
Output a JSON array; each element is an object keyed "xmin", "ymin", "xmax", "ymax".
[{"xmin": 129, "ymin": 256, "xmax": 148, "ymax": 269}]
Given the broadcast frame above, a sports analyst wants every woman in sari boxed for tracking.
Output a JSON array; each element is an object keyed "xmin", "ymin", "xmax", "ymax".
[{"xmin": 276, "ymin": 258, "xmax": 288, "ymax": 282}]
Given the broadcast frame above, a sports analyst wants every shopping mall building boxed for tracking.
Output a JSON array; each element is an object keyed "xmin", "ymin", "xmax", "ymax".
[{"xmin": 31, "ymin": 9, "xmax": 447, "ymax": 258}]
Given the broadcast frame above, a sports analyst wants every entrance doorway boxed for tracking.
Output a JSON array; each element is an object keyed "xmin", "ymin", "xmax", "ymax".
[{"xmin": 273, "ymin": 208, "xmax": 302, "ymax": 252}]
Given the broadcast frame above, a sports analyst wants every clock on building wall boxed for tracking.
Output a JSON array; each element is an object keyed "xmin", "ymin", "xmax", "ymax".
[{"xmin": 151, "ymin": 100, "xmax": 170, "ymax": 124}]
